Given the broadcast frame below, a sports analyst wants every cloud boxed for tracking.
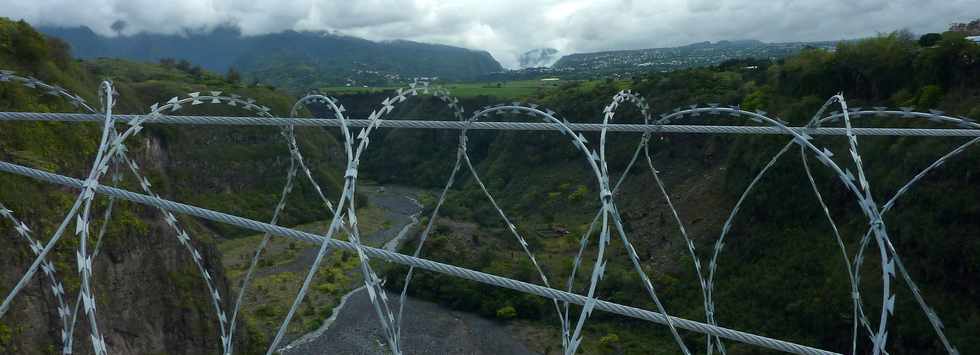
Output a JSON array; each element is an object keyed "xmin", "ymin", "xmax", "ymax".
[{"xmin": 1, "ymin": 0, "xmax": 976, "ymax": 68}]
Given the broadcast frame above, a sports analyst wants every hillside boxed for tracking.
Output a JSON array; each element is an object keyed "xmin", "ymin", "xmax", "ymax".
[
  {"xmin": 38, "ymin": 25, "xmax": 503, "ymax": 92},
  {"xmin": 550, "ymin": 40, "xmax": 837, "ymax": 76},
  {"xmin": 366, "ymin": 31, "xmax": 980, "ymax": 354},
  {"xmin": 0, "ymin": 18, "xmax": 352, "ymax": 353},
  {"xmin": 4, "ymin": 14, "xmax": 980, "ymax": 355}
]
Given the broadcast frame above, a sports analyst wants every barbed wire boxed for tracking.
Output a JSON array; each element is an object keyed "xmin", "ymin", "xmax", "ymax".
[
  {"xmin": 0, "ymin": 74, "xmax": 117, "ymax": 355},
  {"xmin": 0, "ymin": 69, "xmax": 970, "ymax": 355},
  {"xmin": 0, "ymin": 159, "xmax": 841, "ymax": 355}
]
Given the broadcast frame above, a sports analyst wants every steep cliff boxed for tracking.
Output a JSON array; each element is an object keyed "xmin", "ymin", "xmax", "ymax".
[{"xmin": 0, "ymin": 18, "xmax": 348, "ymax": 354}]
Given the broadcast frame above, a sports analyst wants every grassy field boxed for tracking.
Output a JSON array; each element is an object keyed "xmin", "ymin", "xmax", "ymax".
[{"xmin": 319, "ymin": 80, "xmax": 565, "ymax": 100}]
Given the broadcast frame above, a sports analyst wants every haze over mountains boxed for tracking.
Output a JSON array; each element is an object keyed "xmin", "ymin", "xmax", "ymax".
[
  {"xmin": 517, "ymin": 48, "xmax": 561, "ymax": 68},
  {"xmin": 40, "ymin": 25, "xmax": 503, "ymax": 90},
  {"xmin": 41, "ymin": 24, "xmax": 845, "ymax": 89}
]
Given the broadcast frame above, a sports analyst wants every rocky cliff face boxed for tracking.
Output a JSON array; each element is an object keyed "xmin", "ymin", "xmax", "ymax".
[
  {"xmin": 0, "ymin": 141, "xmax": 243, "ymax": 354},
  {"xmin": 0, "ymin": 18, "xmax": 349, "ymax": 353}
]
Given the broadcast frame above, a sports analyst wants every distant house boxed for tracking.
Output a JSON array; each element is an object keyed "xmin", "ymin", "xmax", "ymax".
[
  {"xmin": 540, "ymin": 78, "xmax": 560, "ymax": 81},
  {"xmin": 950, "ymin": 19, "xmax": 980, "ymax": 36}
]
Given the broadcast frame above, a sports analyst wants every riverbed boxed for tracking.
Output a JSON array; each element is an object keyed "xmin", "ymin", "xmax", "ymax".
[{"xmin": 280, "ymin": 185, "xmax": 533, "ymax": 354}]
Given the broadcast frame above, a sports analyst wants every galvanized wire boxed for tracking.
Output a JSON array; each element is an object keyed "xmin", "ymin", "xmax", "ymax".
[
  {"xmin": 2, "ymin": 69, "xmax": 970, "ymax": 355},
  {"xmin": 3, "ymin": 111, "xmax": 980, "ymax": 136}
]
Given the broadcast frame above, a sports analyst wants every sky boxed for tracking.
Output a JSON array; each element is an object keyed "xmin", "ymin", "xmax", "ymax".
[{"xmin": 2, "ymin": 0, "xmax": 977, "ymax": 68}]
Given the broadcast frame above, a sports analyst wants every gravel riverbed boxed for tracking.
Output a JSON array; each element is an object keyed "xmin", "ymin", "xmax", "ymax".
[{"xmin": 281, "ymin": 185, "xmax": 534, "ymax": 355}]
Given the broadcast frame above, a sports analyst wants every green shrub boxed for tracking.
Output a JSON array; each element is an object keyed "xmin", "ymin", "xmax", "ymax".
[
  {"xmin": 495, "ymin": 305, "xmax": 517, "ymax": 319},
  {"xmin": 599, "ymin": 333, "xmax": 620, "ymax": 348}
]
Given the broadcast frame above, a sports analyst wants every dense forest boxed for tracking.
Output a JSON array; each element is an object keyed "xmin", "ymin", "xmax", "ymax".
[
  {"xmin": 2, "ymin": 14, "xmax": 979, "ymax": 354},
  {"xmin": 373, "ymin": 31, "xmax": 980, "ymax": 354}
]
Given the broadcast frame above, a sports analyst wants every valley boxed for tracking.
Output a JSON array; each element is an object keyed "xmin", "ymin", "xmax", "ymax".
[
  {"xmin": 221, "ymin": 184, "xmax": 538, "ymax": 354},
  {"xmin": 1, "ymin": 15, "xmax": 978, "ymax": 355}
]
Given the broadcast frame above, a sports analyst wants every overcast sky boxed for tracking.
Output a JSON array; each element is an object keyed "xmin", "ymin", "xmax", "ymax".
[{"xmin": 3, "ymin": 0, "xmax": 976, "ymax": 68}]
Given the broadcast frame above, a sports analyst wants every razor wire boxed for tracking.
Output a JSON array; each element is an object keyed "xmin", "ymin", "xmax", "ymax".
[
  {"xmin": 630, "ymin": 91, "xmax": 724, "ymax": 355},
  {"xmin": 811, "ymin": 125, "xmax": 978, "ymax": 355},
  {"xmin": 599, "ymin": 92, "xmax": 692, "ymax": 355},
  {"xmin": 593, "ymin": 91, "xmax": 726, "ymax": 355},
  {"xmin": 0, "ymin": 72, "xmax": 112, "ymax": 355},
  {"xmin": 223, "ymin": 92, "xmax": 336, "ymax": 355},
  {"xmin": 644, "ymin": 99, "xmax": 971, "ymax": 355},
  {"xmin": 116, "ymin": 90, "xmax": 309, "ymax": 355},
  {"xmin": 64, "ymin": 154, "xmax": 120, "ymax": 355},
  {"xmin": 464, "ymin": 103, "xmax": 604, "ymax": 355},
  {"xmin": 700, "ymin": 96, "xmax": 852, "ymax": 355},
  {"xmin": 0, "ymin": 70, "xmax": 972, "ymax": 355},
  {"xmin": 263, "ymin": 92, "xmax": 355, "ymax": 355},
  {"xmin": 391, "ymin": 83, "xmax": 473, "ymax": 347},
  {"xmin": 658, "ymin": 102, "xmax": 891, "ymax": 355},
  {"xmin": 11, "ymin": 75, "xmax": 129, "ymax": 355},
  {"xmin": 833, "ymin": 95, "xmax": 895, "ymax": 355},
  {"xmin": 0, "ymin": 201, "xmax": 73, "ymax": 348},
  {"xmin": 0, "ymin": 71, "xmax": 301, "ymax": 354},
  {"xmin": 0, "ymin": 158, "xmax": 845, "ymax": 355},
  {"xmin": 342, "ymin": 81, "xmax": 473, "ymax": 354},
  {"xmin": 267, "ymin": 82, "xmax": 448, "ymax": 355},
  {"xmin": 119, "ymin": 90, "xmax": 308, "ymax": 355},
  {"xmin": 794, "ymin": 99, "xmax": 977, "ymax": 355},
  {"xmin": 0, "ymin": 78, "xmax": 119, "ymax": 355}
]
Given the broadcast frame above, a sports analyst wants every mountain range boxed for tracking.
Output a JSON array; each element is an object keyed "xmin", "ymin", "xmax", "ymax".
[
  {"xmin": 553, "ymin": 39, "xmax": 838, "ymax": 74},
  {"xmin": 39, "ymin": 25, "xmax": 503, "ymax": 91}
]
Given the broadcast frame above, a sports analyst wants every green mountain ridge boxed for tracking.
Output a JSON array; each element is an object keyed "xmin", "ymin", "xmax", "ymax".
[
  {"xmin": 552, "ymin": 39, "xmax": 840, "ymax": 74},
  {"xmin": 38, "ymin": 24, "xmax": 504, "ymax": 92}
]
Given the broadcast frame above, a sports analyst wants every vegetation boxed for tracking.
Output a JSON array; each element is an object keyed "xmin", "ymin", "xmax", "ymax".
[
  {"xmin": 3, "ymin": 15, "xmax": 980, "ymax": 354},
  {"xmin": 320, "ymin": 79, "xmax": 563, "ymax": 100},
  {"xmin": 40, "ymin": 25, "xmax": 503, "ymax": 93},
  {"xmin": 375, "ymin": 30, "xmax": 980, "ymax": 354},
  {"xmin": 0, "ymin": 17, "xmax": 357, "ymax": 353}
]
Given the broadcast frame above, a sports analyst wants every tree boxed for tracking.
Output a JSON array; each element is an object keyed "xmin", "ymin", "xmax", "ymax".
[
  {"xmin": 45, "ymin": 37, "xmax": 72, "ymax": 69},
  {"xmin": 226, "ymin": 67, "xmax": 241, "ymax": 83},
  {"xmin": 915, "ymin": 32, "xmax": 980, "ymax": 88},
  {"xmin": 11, "ymin": 20, "xmax": 48, "ymax": 66},
  {"xmin": 495, "ymin": 305, "xmax": 516, "ymax": 319},
  {"xmin": 188, "ymin": 65, "xmax": 203, "ymax": 78},
  {"xmin": 919, "ymin": 33, "xmax": 942, "ymax": 47},
  {"xmin": 175, "ymin": 59, "xmax": 191, "ymax": 72},
  {"xmin": 599, "ymin": 333, "xmax": 621, "ymax": 349},
  {"xmin": 159, "ymin": 58, "xmax": 176, "ymax": 68},
  {"xmin": 833, "ymin": 31, "xmax": 917, "ymax": 99},
  {"xmin": 916, "ymin": 85, "xmax": 943, "ymax": 108},
  {"xmin": 110, "ymin": 20, "xmax": 127, "ymax": 36}
]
